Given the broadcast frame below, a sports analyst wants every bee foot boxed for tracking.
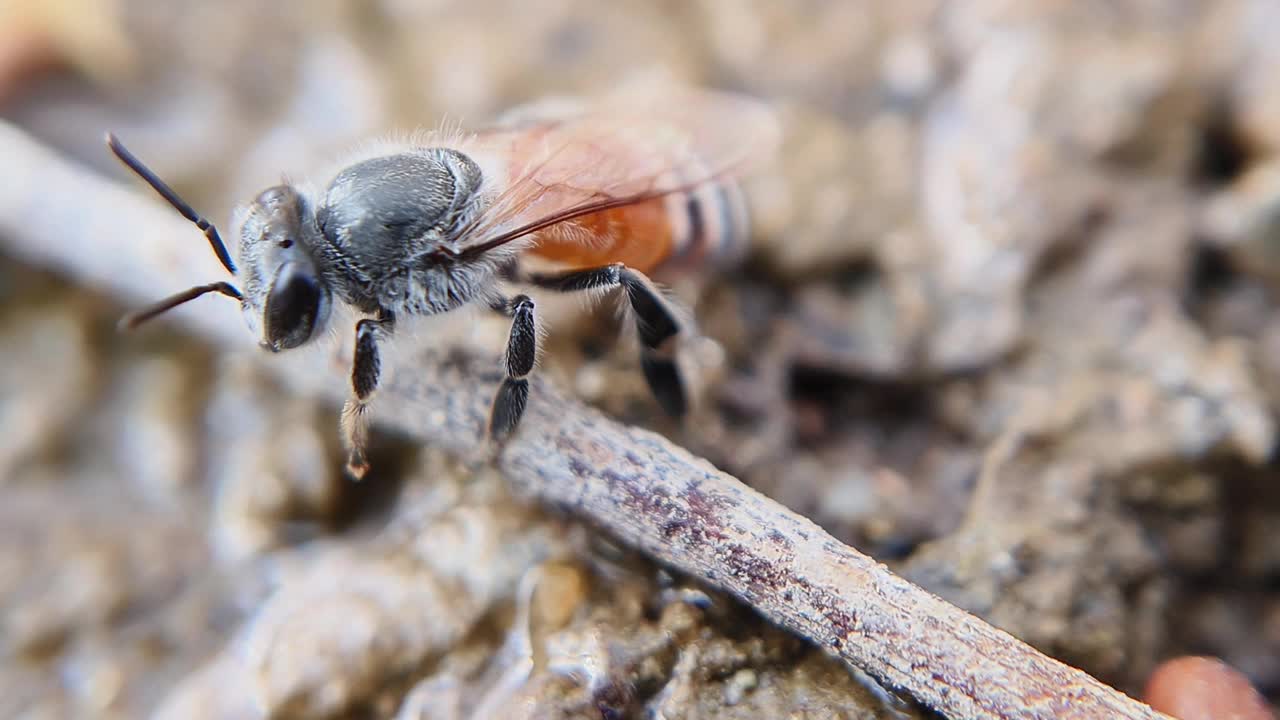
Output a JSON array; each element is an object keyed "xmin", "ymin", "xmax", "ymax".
[{"xmin": 345, "ymin": 450, "xmax": 370, "ymax": 480}]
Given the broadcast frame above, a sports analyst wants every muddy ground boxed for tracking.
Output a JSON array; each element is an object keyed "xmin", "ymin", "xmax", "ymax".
[{"xmin": 2, "ymin": 1, "xmax": 1279, "ymax": 718}]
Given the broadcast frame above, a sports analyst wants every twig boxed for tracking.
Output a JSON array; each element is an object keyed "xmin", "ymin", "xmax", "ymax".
[{"xmin": 0, "ymin": 121, "xmax": 1170, "ymax": 720}]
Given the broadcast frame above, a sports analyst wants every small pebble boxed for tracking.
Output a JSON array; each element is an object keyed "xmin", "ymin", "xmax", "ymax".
[
  {"xmin": 723, "ymin": 668, "xmax": 758, "ymax": 706},
  {"xmin": 1144, "ymin": 656, "xmax": 1275, "ymax": 720}
]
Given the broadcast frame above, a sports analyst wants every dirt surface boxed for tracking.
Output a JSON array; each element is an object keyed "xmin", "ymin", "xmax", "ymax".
[{"xmin": 2, "ymin": 1, "xmax": 1280, "ymax": 718}]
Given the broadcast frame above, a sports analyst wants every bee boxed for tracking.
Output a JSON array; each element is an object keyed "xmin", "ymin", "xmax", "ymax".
[{"xmin": 108, "ymin": 86, "xmax": 778, "ymax": 477}]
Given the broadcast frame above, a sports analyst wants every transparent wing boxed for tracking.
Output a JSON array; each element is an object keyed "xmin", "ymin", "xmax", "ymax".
[{"xmin": 455, "ymin": 86, "xmax": 779, "ymax": 258}]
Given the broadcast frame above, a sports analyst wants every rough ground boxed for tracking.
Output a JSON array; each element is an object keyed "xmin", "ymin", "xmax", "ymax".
[{"xmin": 2, "ymin": 1, "xmax": 1280, "ymax": 717}]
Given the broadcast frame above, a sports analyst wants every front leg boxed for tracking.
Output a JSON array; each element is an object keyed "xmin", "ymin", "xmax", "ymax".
[
  {"xmin": 488, "ymin": 294, "xmax": 538, "ymax": 442},
  {"xmin": 342, "ymin": 310, "xmax": 395, "ymax": 478}
]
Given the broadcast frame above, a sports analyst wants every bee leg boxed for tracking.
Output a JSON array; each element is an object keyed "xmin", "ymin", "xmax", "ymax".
[
  {"xmin": 488, "ymin": 294, "xmax": 537, "ymax": 443},
  {"xmin": 621, "ymin": 270, "xmax": 688, "ymax": 418},
  {"xmin": 342, "ymin": 312, "xmax": 395, "ymax": 479},
  {"xmin": 526, "ymin": 264, "xmax": 688, "ymax": 417}
]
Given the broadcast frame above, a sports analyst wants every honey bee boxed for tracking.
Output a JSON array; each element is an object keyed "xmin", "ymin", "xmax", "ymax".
[{"xmin": 108, "ymin": 86, "xmax": 778, "ymax": 477}]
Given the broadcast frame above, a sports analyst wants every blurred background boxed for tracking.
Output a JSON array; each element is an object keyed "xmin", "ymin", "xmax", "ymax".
[{"xmin": 2, "ymin": 1, "xmax": 1280, "ymax": 717}]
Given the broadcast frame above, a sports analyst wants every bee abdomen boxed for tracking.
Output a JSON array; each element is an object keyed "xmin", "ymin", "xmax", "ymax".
[
  {"xmin": 525, "ymin": 177, "xmax": 750, "ymax": 275},
  {"xmin": 663, "ymin": 178, "xmax": 749, "ymax": 272}
]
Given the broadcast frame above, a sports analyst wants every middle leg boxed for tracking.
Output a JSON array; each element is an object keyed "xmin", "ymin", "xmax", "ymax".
[
  {"xmin": 525, "ymin": 263, "xmax": 689, "ymax": 417},
  {"xmin": 488, "ymin": 294, "xmax": 539, "ymax": 442}
]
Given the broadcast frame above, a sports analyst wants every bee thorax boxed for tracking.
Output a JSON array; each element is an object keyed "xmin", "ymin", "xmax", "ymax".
[
  {"xmin": 373, "ymin": 259, "xmax": 496, "ymax": 317},
  {"xmin": 315, "ymin": 149, "xmax": 483, "ymax": 275}
]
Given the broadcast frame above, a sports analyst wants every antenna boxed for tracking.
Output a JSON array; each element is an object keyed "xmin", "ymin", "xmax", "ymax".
[
  {"xmin": 117, "ymin": 282, "xmax": 244, "ymax": 330},
  {"xmin": 105, "ymin": 132, "xmax": 238, "ymax": 274}
]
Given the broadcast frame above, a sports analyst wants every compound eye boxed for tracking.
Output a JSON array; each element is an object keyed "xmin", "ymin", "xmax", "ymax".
[{"xmin": 264, "ymin": 262, "xmax": 325, "ymax": 351}]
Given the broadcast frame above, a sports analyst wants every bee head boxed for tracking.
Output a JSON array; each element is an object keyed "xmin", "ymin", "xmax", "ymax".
[
  {"xmin": 237, "ymin": 185, "xmax": 331, "ymax": 352},
  {"xmin": 108, "ymin": 133, "xmax": 329, "ymax": 351}
]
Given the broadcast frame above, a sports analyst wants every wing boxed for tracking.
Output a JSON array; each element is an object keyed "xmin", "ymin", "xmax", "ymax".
[{"xmin": 454, "ymin": 86, "xmax": 779, "ymax": 259}]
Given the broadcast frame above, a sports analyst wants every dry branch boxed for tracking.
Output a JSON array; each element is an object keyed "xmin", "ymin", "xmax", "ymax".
[{"xmin": 0, "ymin": 121, "xmax": 1171, "ymax": 720}]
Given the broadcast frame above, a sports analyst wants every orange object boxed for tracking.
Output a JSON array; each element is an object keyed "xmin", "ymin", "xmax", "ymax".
[
  {"xmin": 530, "ymin": 197, "xmax": 674, "ymax": 273},
  {"xmin": 0, "ymin": 27, "xmax": 59, "ymax": 104},
  {"xmin": 1144, "ymin": 656, "xmax": 1275, "ymax": 720}
]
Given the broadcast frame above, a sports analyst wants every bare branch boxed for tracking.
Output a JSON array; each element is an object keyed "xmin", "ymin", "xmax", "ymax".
[{"xmin": 0, "ymin": 121, "xmax": 1170, "ymax": 719}]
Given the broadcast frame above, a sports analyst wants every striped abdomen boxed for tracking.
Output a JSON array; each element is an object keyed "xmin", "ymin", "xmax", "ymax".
[{"xmin": 528, "ymin": 179, "xmax": 749, "ymax": 275}]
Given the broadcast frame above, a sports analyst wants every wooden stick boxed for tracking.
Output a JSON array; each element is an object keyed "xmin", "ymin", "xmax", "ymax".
[{"xmin": 0, "ymin": 121, "xmax": 1170, "ymax": 719}]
